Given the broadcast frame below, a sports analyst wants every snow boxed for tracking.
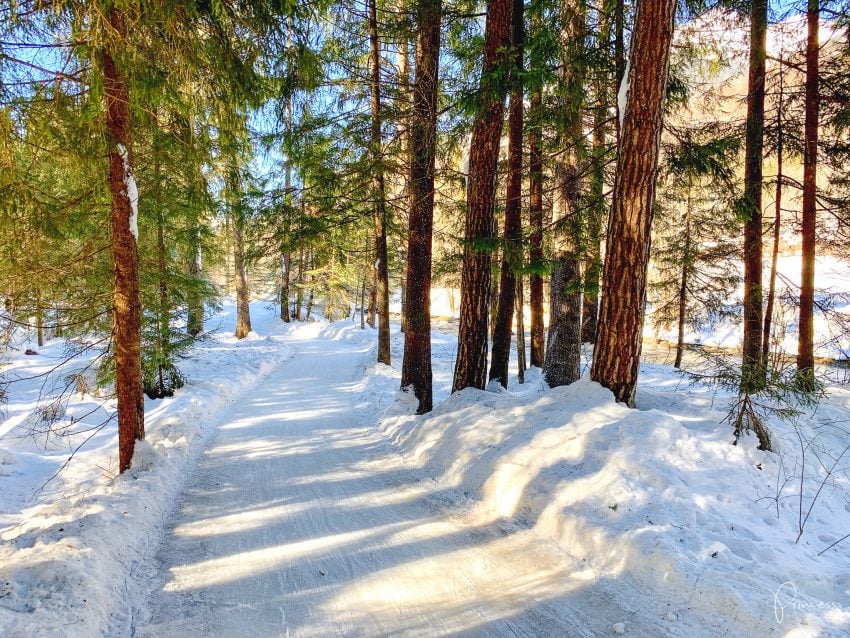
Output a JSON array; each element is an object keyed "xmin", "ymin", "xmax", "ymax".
[
  {"xmin": 2, "ymin": 302, "xmax": 850, "ymax": 636},
  {"xmin": 117, "ymin": 143, "xmax": 139, "ymax": 241}
]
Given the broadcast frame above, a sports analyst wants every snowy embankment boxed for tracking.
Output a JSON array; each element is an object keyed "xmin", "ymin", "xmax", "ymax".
[
  {"xmin": 327, "ymin": 319, "xmax": 850, "ymax": 637},
  {"xmin": 0, "ymin": 300, "xmax": 291, "ymax": 637}
]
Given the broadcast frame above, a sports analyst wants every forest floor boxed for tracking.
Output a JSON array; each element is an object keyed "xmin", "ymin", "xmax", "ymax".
[{"xmin": 1, "ymin": 301, "xmax": 849, "ymax": 637}]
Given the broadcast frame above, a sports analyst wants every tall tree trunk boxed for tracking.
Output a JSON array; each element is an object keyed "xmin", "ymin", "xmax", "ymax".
[
  {"xmin": 528, "ymin": 85, "xmax": 545, "ymax": 368},
  {"xmin": 489, "ymin": 0, "xmax": 524, "ymax": 388},
  {"xmin": 590, "ymin": 0, "xmax": 676, "ymax": 406},
  {"xmin": 398, "ymin": 19, "xmax": 411, "ymax": 334},
  {"xmin": 369, "ymin": 0, "xmax": 392, "ymax": 365},
  {"xmin": 763, "ymin": 66, "xmax": 784, "ymax": 363},
  {"xmin": 674, "ymin": 190, "xmax": 692, "ymax": 370},
  {"xmin": 295, "ymin": 245, "xmax": 304, "ymax": 321},
  {"xmin": 401, "ymin": 0, "xmax": 442, "ymax": 413},
  {"xmin": 797, "ymin": 0, "xmax": 819, "ymax": 388},
  {"xmin": 613, "ymin": 0, "xmax": 625, "ymax": 143},
  {"xmin": 35, "ymin": 285, "xmax": 43, "ymax": 348},
  {"xmin": 280, "ymin": 253, "xmax": 291, "ymax": 322},
  {"xmin": 741, "ymin": 0, "xmax": 767, "ymax": 392},
  {"xmin": 103, "ymin": 6, "xmax": 144, "ymax": 473},
  {"xmin": 453, "ymin": 0, "xmax": 512, "ymax": 393},
  {"xmin": 543, "ymin": 1, "xmax": 585, "ymax": 389},
  {"xmin": 231, "ymin": 182, "xmax": 252, "ymax": 339},
  {"xmin": 516, "ymin": 273, "xmax": 526, "ymax": 383},
  {"xmin": 187, "ymin": 233, "xmax": 204, "ymax": 336}
]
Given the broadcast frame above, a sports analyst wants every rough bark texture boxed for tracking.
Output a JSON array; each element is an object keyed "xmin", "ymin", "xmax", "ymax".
[
  {"xmin": 543, "ymin": 1, "xmax": 585, "ymax": 389},
  {"xmin": 528, "ymin": 85, "xmax": 545, "ymax": 368},
  {"xmin": 453, "ymin": 0, "xmax": 512, "ymax": 393},
  {"xmin": 103, "ymin": 6, "xmax": 144, "ymax": 473},
  {"xmin": 741, "ymin": 0, "xmax": 767, "ymax": 392},
  {"xmin": 397, "ymin": 27, "xmax": 411, "ymax": 334},
  {"xmin": 400, "ymin": 0, "xmax": 441, "ymax": 413},
  {"xmin": 489, "ymin": 0, "xmax": 524, "ymax": 388},
  {"xmin": 280, "ymin": 253, "xmax": 291, "ymax": 322},
  {"xmin": 590, "ymin": 0, "xmax": 676, "ymax": 406},
  {"xmin": 516, "ymin": 274, "xmax": 526, "ymax": 383},
  {"xmin": 369, "ymin": 0, "xmax": 391, "ymax": 365},
  {"xmin": 797, "ymin": 0, "xmax": 818, "ymax": 387}
]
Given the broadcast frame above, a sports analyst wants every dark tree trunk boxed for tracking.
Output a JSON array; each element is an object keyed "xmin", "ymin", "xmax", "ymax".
[
  {"xmin": 797, "ymin": 0, "xmax": 818, "ymax": 388},
  {"xmin": 528, "ymin": 85, "xmax": 545, "ymax": 368},
  {"xmin": 36, "ymin": 286, "xmax": 43, "ymax": 347},
  {"xmin": 295, "ymin": 246, "xmax": 304, "ymax": 321},
  {"xmin": 543, "ymin": 1, "xmax": 585, "ymax": 389},
  {"xmin": 674, "ymin": 192, "xmax": 692, "ymax": 370},
  {"xmin": 582, "ymin": 85, "xmax": 607, "ymax": 345},
  {"xmin": 453, "ymin": 0, "xmax": 512, "ymax": 393},
  {"xmin": 613, "ymin": 0, "xmax": 625, "ymax": 144},
  {"xmin": 369, "ymin": 0, "xmax": 392, "ymax": 365},
  {"xmin": 763, "ymin": 67, "xmax": 784, "ymax": 363},
  {"xmin": 103, "ymin": 6, "xmax": 144, "ymax": 473},
  {"xmin": 489, "ymin": 0, "xmax": 524, "ymax": 388},
  {"xmin": 231, "ymin": 182, "xmax": 252, "ymax": 339},
  {"xmin": 397, "ymin": 24, "xmax": 411, "ymax": 335},
  {"xmin": 400, "ymin": 0, "xmax": 442, "ymax": 413},
  {"xmin": 741, "ymin": 0, "xmax": 767, "ymax": 392},
  {"xmin": 590, "ymin": 0, "xmax": 676, "ymax": 406},
  {"xmin": 516, "ymin": 274, "xmax": 526, "ymax": 383},
  {"xmin": 187, "ymin": 232, "xmax": 204, "ymax": 336}
]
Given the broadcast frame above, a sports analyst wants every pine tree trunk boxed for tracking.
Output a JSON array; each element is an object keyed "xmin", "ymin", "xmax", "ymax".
[
  {"xmin": 103, "ymin": 6, "xmax": 144, "ymax": 473},
  {"xmin": 35, "ymin": 285, "xmax": 43, "ymax": 347},
  {"xmin": 674, "ymin": 194, "xmax": 692, "ymax": 370},
  {"xmin": 453, "ymin": 0, "xmax": 512, "ymax": 393},
  {"xmin": 369, "ymin": 0, "xmax": 391, "ymax": 365},
  {"xmin": 590, "ymin": 0, "xmax": 676, "ymax": 406},
  {"xmin": 489, "ymin": 0, "xmax": 524, "ymax": 388},
  {"xmin": 232, "ymin": 202, "xmax": 252, "ymax": 339},
  {"xmin": 187, "ymin": 236, "xmax": 204, "ymax": 335},
  {"xmin": 295, "ymin": 246, "xmax": 304, "ymax": 321},
  {"xmin": 156, "ymin": 175, "xmax": 169, "ymax": 381},
  {"xmin": 398, "ymin": 22, "xmax": 411, "ymax": 335},
  {"xmin": 741, "ymin": 0, "xmax": 767, "ymax": 392},
  {"xmin": 400, "ymin": 0, "xmax": 442, "ymax": 413},
  {"xmin": 797, "ymin": 0, "xmax": 818, "ymax": 388},
  {"xmin": 543, "ymin": 1, "xmax": 585, "ymax": 389},
  {"xmin": 763, "ymin": 69, "xmax": 784, "ymax": 363},
  {"xmin": 516, "ymin": 274, "xmax": 526, "ymax": 383},
  {"xmin": 528, "ymin": 84, "xmax": 545, "ymax": 368}
]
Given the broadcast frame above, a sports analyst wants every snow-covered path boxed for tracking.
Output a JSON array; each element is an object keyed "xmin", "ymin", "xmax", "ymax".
[{"xmin": 134, "ymin": 323, "xmax": 674, "ymax": 638}]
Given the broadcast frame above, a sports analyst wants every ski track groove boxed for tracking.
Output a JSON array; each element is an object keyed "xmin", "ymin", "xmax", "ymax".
[{"xmin": 131, "ymin": 324, "xmax": 687, "ymax": 637}]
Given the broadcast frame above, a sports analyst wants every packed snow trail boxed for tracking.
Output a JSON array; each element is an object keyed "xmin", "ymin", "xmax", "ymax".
[{"xmin": 134, "ymin": 322, "xmax": 677, "ymax": 637}]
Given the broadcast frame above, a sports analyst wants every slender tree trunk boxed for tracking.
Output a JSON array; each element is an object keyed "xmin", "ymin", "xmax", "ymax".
[
  {"xmin": 516, "ymin": 274, "xmax": 526, "ymax": 383},
  {"xmin": 360, "ymin": 276, "xmax": 367, "ymax": 329},
  {"xmin": 187, "ymin": 233, "xmax": 204, "ymax": 336},
  {"xmin": 613, "ymin": 0, "xmax": 625, "ymax": 144},
  {"xmin": 103, "ymin": 6, "xmax": 144, "ymax": 473},
  {"xmin": 797, "ymin": 0, "xmax": 819, "ymax": 388},
  {"xmin": 231, "ymin": 180, "xmax": 252, "ymax": 339},
  {"xmin": 295, "ymin": 246, "xmax": 304, "ymax": 321},
  {"xmin": 741, "ymin": 0, "xmax": 767, "ymax": 392},
  {"xmin": 763, "ymin": 67, "xmax": 784, "ymax": 363},
  {"xmin": 400, "ymin": 0, "xmax": 442, "ymax": 413},
  {"xmin": 674, "ymin": 192, "xmax": 692, "ymax": 370},
  {"xmin": 543, "ymin": 1, "xmax": 585, "ymax": 389},
  {"xmin": 590, "ymin": 0, "xmax": 676, "ymax": 406},
  {"xmin": 453, "ymin": 0, "xmax": 512, "ymax": 393},
  {"xmin": 35, "ymin": 285, "xmax": 43, "ymax": 347},
  {"xmin": 489, "ymin": 0, "xmax": 524, "ymax": 388},
  {"xmin": 528, "ymin": 85, "xmax": 545, "ymax": 368},
  {"xmin": 398, "ymin": 21, "xmax": 411, "ymax": 334},
  {"xmin": 369, "ymin": 0, "xmax": 392, "ymax": 365},
  {"xmin": 156, "ymin": 168, "xmax": 169, "ymax": 373}
]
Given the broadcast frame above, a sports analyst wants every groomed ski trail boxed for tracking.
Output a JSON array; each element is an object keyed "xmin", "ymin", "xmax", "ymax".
[{"xmin": 134, "ymin": 322, "xmax": 681, "ymax": 638}]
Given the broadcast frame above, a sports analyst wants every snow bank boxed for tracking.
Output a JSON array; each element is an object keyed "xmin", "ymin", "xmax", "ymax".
[
  {"xmin": 342, "ymin": 332, "xmax": 850, "ymax": 636},
  {"xmin": 0, "ymin": 301, "xmax": 291, "ymax": 637}
]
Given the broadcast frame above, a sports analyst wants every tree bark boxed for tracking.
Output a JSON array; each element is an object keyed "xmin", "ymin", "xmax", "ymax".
[
  {"xmin": 397, "ymin": 19, "xmax": 411, "ymax": 334},
  {"xmin": 369, "ymin": 0, "xmax": 392, "ymax": 365},
  {"xmin": 453, "ymin": 0, "xmax": 512, "ymax": 393},
  {"xmin": 590, "ymin": 0, "xmax": 676, "ymax": 406},
  {"xmin": 295, "ymin": 245, "xmax": 304, "ymax": 321},
  {"xmin": 797, "ymin": 0, "xmax": 818, "ymax": 388},
  {"xmin": 400, "ymin": 0, "xmax": 442, "ymax": 413},
  {"xmin": 103, "ymin": 6, "xmax": 144, "ymax": 473},
  {"xmin": 543, "ymin": 1, "xmax": 585, "ymax": 389},
  {"xmin": 528, "ymin": 85, "xmax": 545, "ymax": 368},
  {"xmin": 516, "ymin": 274, "xmax": 526, "ymax": 383},
  {"xmin": 489, "ymin": 0, "xmax": 524, "ymax": 388},
  {"xmin": 231, "ymin": 176, "xmax": 252, "ymax": 339},
  {"xmin": 741, "ymin": 0, "xmax": 767, "ymax": 392},
  {"xmin": 280, "ymin": 253, "xmax": 291, "ymax": 322}
]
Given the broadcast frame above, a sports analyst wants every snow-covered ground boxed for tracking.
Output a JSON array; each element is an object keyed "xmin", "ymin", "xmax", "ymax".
[{"xmin": 2, "ymin": 300, "xmax": 849, "ymax": 637}]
